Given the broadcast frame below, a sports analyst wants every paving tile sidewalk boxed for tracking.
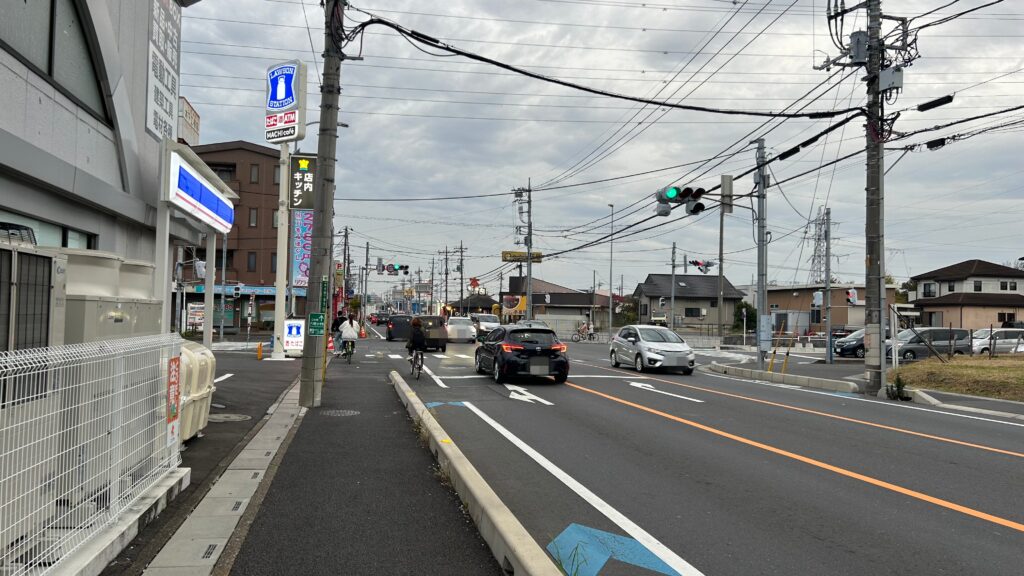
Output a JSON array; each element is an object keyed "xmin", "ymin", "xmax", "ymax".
[{"xmin": 222, "ymin": 356, "xmax": 502, "ymax": 575}]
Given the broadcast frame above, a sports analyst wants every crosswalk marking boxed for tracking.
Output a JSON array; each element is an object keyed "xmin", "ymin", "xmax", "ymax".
[
  {"xmin": 365, "ymin": 354, "xmax": 375, "ymax": 358},
  {"xmin": 433, "ymin": 354, "xmax": 449, "ymax": 359},
  {"xmin": 388, "ymin": 354, "xmax": 403, "ymax": 359},
  {"xmin": 454, "ymin": 354, "xmax": 472, "ymax": 359}
]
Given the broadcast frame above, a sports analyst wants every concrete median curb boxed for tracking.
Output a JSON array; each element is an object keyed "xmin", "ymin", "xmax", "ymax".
[
  {"xmin": 389, "ymin": 371, "xmax": 561, "ymax": 576},
  {"xmin": 906, "ymin": 388, "xmax": 1024, "ymax": 421},
  {"xmin": 706, "ymin": 362, "xmax": 861, "ymax": 394}
]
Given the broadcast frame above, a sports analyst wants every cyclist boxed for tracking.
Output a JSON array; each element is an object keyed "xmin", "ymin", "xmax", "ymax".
[
  {"xmin": 331, "ymin": 313, "xmax": 344, "ymax": 354},
  {"xmin": 337, "ymin": 313, "xmax": 360, "ymax": 358},
  {"xmin": 407, "ymin": 317, "xmax": 428, "ymax": 363}
]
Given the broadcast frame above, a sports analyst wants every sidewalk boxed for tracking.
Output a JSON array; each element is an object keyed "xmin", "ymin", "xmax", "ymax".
[{"xmin": 225, "ymin": 356, "xmax": 501, "ymax": 575}]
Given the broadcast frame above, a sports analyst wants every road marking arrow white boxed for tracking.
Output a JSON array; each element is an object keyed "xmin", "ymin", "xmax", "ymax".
[
  {"xmin": 629, "ymin": 382, "xmax": 704, "ymax": 403},
  {"xmin": 503, "ymin": 384, "xmax": 554, "ymax": 405},
  {"xmin": 214, "ymin": 373, "xmax": 234, "ymax": 383}
]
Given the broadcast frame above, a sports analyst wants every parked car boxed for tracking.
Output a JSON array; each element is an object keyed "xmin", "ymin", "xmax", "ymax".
[
  {"xmin": 375, "ymin": 313, "xmax": 390, "ymax": 326},
  {"xmin": 446, "ymin": 316, "xmax": 477, "ymax": 343},
  {"xmin": 887, "ymin": 327, "xmax": 971, "ymax": 360},
  {"xmin": 649, "ymin": 312, "xmax": 668, "ymax": 327},
  {"xmin": 415, "ymin": 315, "xmax": 448, "ymax": 352},
  {"xmin": 470, "ymin": 313, "xmax": 501, "ymax": 338},
  {"xmin": 610, "ymin": 324, "xmax": 695, "ymax": 375},
  {"xmin": 475, "ymin": 326, "xmax": 569, "ymax": 384},
  {"xmin": 971, "ymin": 328, "xmax": 1024, "ymax": 355},
  {"xmin": 386, "ymin": 315, "xmax": 412, "ymax": 341}
]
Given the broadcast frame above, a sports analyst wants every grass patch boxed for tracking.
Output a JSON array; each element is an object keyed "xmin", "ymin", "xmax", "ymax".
[{"xmin": 889, "ymin": 354, "xmax": 1024, "ymax": 402}]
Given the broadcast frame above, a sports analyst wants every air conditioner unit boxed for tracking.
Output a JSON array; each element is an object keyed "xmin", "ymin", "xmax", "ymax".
[{"xmin": 0, "ymin": 239, "xmax": 67, "ymax": 558}]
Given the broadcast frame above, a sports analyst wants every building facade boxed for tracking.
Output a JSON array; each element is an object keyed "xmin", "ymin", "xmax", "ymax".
[
  {"xmin": 764, "ymin": 284, "xmax": 902, "ymax": 335},
  {"xmin": 633, "ymin": 274, "xmax": 745, "ymax": 329},
  {"xmin": 1, "ymin": 0, "xmax": 203, "ymax": 260},
  {"xmin": 910, "ymin": 260, "xmax": 1024, "ymax": 329}
]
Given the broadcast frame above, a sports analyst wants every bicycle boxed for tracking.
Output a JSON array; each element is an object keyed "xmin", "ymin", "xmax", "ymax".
[
  {"xmin": 410, "ymin": 349, "xmax": 424, "ymax": 380},
  {"xmin": 571, "ymin": 330, "xmax": 598, "ymax": 343},
  {"xmin": 342, "ymin": 340, "xmax": 355, "ymax": 364}
]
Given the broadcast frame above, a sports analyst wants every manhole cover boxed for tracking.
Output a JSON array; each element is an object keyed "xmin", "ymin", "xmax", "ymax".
[
  {"xmin": 211, "ymin": 403, "xmax": 227, "ymax": 409},
  {"xmin": 320, "ymin": 409, "xmax": 360, "ymax": 417},
  {"xmin": 208, "ymin": 413, "xmax": 251, "ymax": 422}
]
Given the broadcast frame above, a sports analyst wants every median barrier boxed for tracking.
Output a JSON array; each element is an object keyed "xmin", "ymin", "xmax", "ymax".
[{"xmin": 706, "ymin": 362, "xmax": 861, "ymax": 393}]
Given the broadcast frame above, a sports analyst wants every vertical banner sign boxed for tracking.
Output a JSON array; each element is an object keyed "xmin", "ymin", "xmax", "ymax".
[
  {"xmin": 289, "ymin": 155, "xmax": 316, "ymax": 210},
  {"xmin": 291, "ymin": 210, "xmax": 313, "ymax": 287},
  {"xmin": 146, "ymin": 0, "xmax": 181, "ymax": 141},
  {"xmin": 166, "ymin": 356, "xmax": 181, "ymax": 447},
  {"xmin": 265, "ymin": 60, "xmax": 308, "ymax": 143}
]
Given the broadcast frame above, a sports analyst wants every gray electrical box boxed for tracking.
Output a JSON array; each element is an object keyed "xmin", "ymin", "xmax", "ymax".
[
  {"xmin": 849, "ymin": 31, "xmax": 869, "ymax": 64},
  {"xmin": 0, "ymin": 240, "xmax": 67, "ymax": 351},
  {"xmin": 879, "ymin": 67, "xmax": 904, "ymax": 92}
]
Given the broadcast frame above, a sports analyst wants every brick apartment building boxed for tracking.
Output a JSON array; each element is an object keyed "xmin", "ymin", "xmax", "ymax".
[{"xmin": 180, "ymin": 141, "xmax": 306, "ymax": 331}]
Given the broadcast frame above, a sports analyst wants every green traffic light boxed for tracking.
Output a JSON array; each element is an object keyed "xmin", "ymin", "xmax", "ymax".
[{"xmin": 665, "ymin": 187, "xmax": 679, "ymax": 199}]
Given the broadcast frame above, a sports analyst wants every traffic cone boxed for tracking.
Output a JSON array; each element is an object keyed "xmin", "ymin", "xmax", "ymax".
[
  {"xmin": 327, "ymin": 337, "xmax": 335, "ymax": 352},
  {"xmin": 359, "ymin": 325, "xmax": 367, "ymax": 339}
]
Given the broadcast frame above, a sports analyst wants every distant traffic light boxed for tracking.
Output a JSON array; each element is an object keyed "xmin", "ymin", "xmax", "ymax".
[
  {"xmin": 689, "ymin": 259, "xmax": 715, "ymax": 274},
  {"xmin": 658, "ymin": 297, "xmax": 666, "ymax": 308},
  {"xmin": 846, "ymin": 288, "xmax": 858, "ymax": 304}
]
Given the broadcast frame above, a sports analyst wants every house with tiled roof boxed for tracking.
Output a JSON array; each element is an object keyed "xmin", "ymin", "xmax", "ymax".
[
  {"xmin": 632, "ymin": 274, "xmax": 745, "ymax": 328},
  {"xmin": 910, "ymin": 260, "xmax": 1024, "ymax": 328}
]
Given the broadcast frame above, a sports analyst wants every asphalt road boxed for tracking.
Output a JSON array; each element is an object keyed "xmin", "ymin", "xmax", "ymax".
[{"xmin": 360, "ymin": 323, "xmax": 1023, "ymax": 575}]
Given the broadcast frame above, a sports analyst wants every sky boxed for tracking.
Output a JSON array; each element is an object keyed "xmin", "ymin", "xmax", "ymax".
[{"xmin": 179, "ymin": 0, "xmax": 1024, "ymax": 300}]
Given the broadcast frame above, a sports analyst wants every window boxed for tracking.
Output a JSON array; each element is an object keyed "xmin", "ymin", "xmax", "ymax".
[
  {"xmin": 998, "ymin": 312, "xmax": 1016, "ymax": 323},
  {"xmin": 709, "ymin": 300, "xmax": 718, "ymax": 308},
  {"xmin": 270, "ymin": 253, "xmax": 277, "ymax": 273},
  {"xmin": 272, "ymin": 210, "xmax": 279, "ymax": 228},
  {"xmin": 640, "ymin": 304, "xmax": 648, "ymax": 316},
  {"xmin": 974, "ymin": 280, "xmax": 983, "ymax": 292},
  {"xmin": 948, "ymin": 282, "xmax": 955, "ymax": 292},
  {"xmin": 248, "ymin": 208, "xmax": 258, "ymax": 227},
  {"xmin": 1, "ymin": 209, "xmax": 94, "ymax": 248},
  {"xmin": 273, "ymin": 165, "xmax": 281, "ymax": 184},
  {"xmin": 1001, "ymin": 281, "xmax": 1008, "ymax": 291},
  {"xmin": 810, "ymin": 309, "xmax": 822, "ymax": 323},
  {"xmin": 0, "ymin": 0, "xmax": 107, "ymax": 120},
  {"xmin": 250, "ymin": 164, "xmax": 260, "ymax": 183},
  {"xmin": 1012, "ymin": 282, "xmax": 1018, "ymax": 291},
  {"xmin": 922, "ymin": 283, "xmax": 936, "ymax": 298},
  {"xmin": 684, "ymin": 307, "xmax": 701, "ymax": 318},
  {"xmin": 247, "ymin": 252, "xmax": 257, "ymax": 272},
  {"xmin": 210, "ymin": 164, "xmax": 236, "ymax": 182},
  {"xmin": 769, "ymin": 303, "xmax": 779, "ymax": 310}
]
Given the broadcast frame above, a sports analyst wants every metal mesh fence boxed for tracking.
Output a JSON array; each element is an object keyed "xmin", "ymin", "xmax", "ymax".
[{"xmin": 1, "ymin": 334, "xmax": 182, "ymax": 574}]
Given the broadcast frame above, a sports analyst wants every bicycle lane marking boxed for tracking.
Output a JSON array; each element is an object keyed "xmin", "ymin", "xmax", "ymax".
[
  {"xmin": 565, "ymin": 381, "xmax": 1024, "ymax": 534},
  {"xmin": 462, "ymin": 400, "xmax": 704, "ymax": 576},
  {"xmin": 421, "ymin": 363, "xmax": 449, "ymax": 389}
]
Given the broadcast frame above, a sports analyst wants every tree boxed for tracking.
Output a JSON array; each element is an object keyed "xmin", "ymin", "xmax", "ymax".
[
  {"xmin": 1003, "ymin": 260, "xmax": 1024, "ymax": 271},
  {"xmin": 733, "ymin": 301, "xmax": 757, "ymax": 332}
]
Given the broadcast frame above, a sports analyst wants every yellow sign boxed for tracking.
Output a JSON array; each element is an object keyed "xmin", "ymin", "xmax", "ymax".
[
  {"xmin": 501, "ymin": 294, "xmax": 527, "ymax": 314},
  {"xmin": 501, "ymin": 251, "xmax": 543, "ymax": 263}
]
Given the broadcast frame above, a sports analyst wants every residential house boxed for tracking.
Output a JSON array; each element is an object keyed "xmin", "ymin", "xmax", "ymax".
[
  {"xmin": 910, "ymin": 260, "xmax": 1024, "ymax": 329},
  {"xmin": 765, "ymin": 284, "xmax": 902, "ymax": 335},
  {"xmin": 632, "ymin": 274, "xmax": 745, "ymax": 329},
  {"xmin": 503, "ymin": 277, "xmax": 611, "ymax": 328}
]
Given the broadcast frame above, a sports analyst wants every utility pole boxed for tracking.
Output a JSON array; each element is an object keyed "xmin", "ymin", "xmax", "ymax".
[
  {"xmin": 415, "ymin": 267, "xmax": 423, "ymax": 314},
  {"xmin": 864, "ymin": 0, "xmax": 886, "ymax": 395},
  {"xmin": 363, "ymin": 242, "xmax": 369, "ymax": 322},
  {"xmin": 429, "ymin": 257, "xmax": 435, "ymax": 314},
  {"xmin": 442, "ymin": 247, "xmax": 449, "ymax": 311},
  {"xmin": 271, "ymin": 141, "xmax": 290, "ymax": 359},
  {"xmin": 340, "ymin": 226, "xmax": 348, "ymax": 315},
  {"xmin": 753, "ymin": 138, "xmax": 769, "ymax": 371},
  {"xmin": 825, "ymin": 208, "xmax": 833, "ymax": 364},
  {"xmin": 717, "ymin": 200, "xmax": 726, "ymax": 341},
  {"xmin": 608, "ymin": 203, "xmax": 614, "ymax": 339},
  {"xmin": 592, "ymin": 270, "xmax": 597, "ymax": 328},
  {"xmin": 526, "ymin": 184, "xmax": 534, "ymax": 320},
  {"xmin": 670, "ymin": 242, "xmax": 677, "ymax": 331},
  {"xmin": 455, "ymin": 241, "xmax": 466, "ymax": 315},
  {"xmin": 299, "ymin": 0, "xmax": 343, "ymax": 408}
]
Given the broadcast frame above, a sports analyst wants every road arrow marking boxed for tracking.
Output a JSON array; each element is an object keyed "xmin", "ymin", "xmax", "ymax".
[
  {"xmin": 213, "ymin": 373, "xmax": 234, "ymax": 383},
  {"xmin": 503, "ymin": 384, "xmax": 554, "ymax": 405},
  {"xmin": 547, "ymin": 523, "xmax": 680, "ymax": 576},
  {"xmin": 629, "ymin": 382, "xmax": 704, "ymax": 403},
  {"xmin": 433, "ymin": 354, "xmax": 449, "ymax": 359}
]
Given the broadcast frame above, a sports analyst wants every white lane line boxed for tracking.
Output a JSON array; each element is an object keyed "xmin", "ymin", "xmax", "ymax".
[
  {"xmin": 454, "ymin": 354, "xmax": 472, "ymax": 359},
  {"xmin": 421, "ymin": 364, "xmax": 449, "ymax": 389},
  {"xmin": 367, "ymin": 324, "xmax": 384, "ymax": 339},
  {"xmin": 433, "ymin": 354, "xmax": 449, "ymax": 359},
  {"xmin": 438, "ymin": 375, "xmax": 490, "ymax": 379},
  {"xmin": 463, "ymin": 402, "xmax": 703, "ymax": 576},
  {"xmin": 700, "ymin": 371, "xmax": 1024, "ymax": 428},
  {"xmin": 365, "ymin": 354, "xmax": 375, "ymax": 358},
  {"xmin": 568, "ymin": 375, "xmax": 650, "ymax": 379},
  {"xmin": 629, "ymin": 382, "xmax": 704, "ymax": 403},
  {"xmin": 213, "ymin": 373, "xmax": 234, "ymax": 383},
  {"xmin": 388, "ymin": 354, "xmax": 404, "ymax": 359}
]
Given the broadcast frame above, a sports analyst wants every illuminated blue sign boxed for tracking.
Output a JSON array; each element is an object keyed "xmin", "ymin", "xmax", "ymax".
[
  {"xmin": 267, "ymin": 63, "xmax": 299, "ymax": 112},
  {"xmin": 168, "ymin": 151, "xmax": 234, "ymax": 234}
]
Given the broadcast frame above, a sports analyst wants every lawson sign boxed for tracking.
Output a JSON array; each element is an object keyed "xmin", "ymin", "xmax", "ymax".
[{"xmin": 168, "ymin": 151, "xmax": 234, "ymax": 234}]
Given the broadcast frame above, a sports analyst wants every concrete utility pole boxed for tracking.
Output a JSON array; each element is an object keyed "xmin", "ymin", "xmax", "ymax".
[
  {"xmin": 608, "ymin": 203, "xmax": 614, "ymax": 339},
  {"xmin": 825, "ymin": 208, "xmax": 833, "ymax": 364},
  {"xmin": 340, "ymin": 226, "xmax": 348, "ymax": 314},
  {"xmin": 299, "ymin": 0, "xmax": 343, "ymax": 408},
  {"xmin": 363, "ymin": 242, "xmax": 369, "ymax": 321},
  {"xmin": 670, "ymin": 242, "xmax": 677, "ymax": 331},
  {"xmin": 526, "ymin": 184, "xmax": 534, "ymax": 321},
  {"xmin": 456, "ymin": 241, "xmax": 466, "ymax": 315},
  {"xmin": 429, "ymin": 257, "xmax": 435, "ymax": 313},
  {"xmin": 717, "ymin": 196, "xmax": 726, "ymax": 340},
  {"xmin": 271, "ymin": 142, "xmax": 290, "ymax": 359},
  {"xmin": 864, "ymin": 0, "xmax": 886, "ymax": 395},
  {"xmin": 753, "ymin": 138, "xmax": 769, "ymax": 371},
  {"xmin": 441, "ymin": 247, "xmax": 449, "ymax": 310}
]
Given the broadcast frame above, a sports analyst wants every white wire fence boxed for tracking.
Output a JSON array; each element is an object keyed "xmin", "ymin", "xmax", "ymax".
[{"xmin": 1, "ymin": 334, "xmax": 183, "ymax": 575}]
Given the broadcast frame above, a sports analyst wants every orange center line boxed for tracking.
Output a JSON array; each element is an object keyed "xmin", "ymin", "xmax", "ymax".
[
  {"xmin": 565, "ymin": 381, "xmax": 1024, "ymax": 533},
  {"xmin": 577, "ymin": 362, "xmax": 1024, "ymax": 459}
]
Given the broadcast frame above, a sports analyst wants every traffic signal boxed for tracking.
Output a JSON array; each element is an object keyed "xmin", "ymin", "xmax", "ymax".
[
  {"xmin": 658, "ymin": 297, "xmax": 666, "ymax": 308},
  {"xmin": 683, "ymin": 187, "xmax": 706, "ymax": 215},
  {"xmin": 689, "ymin": 259, "xmax": 715, "ymax": 274},
  {"xmin": 846, "ymin": 288, "xmax": 858, "ymax": 304}
]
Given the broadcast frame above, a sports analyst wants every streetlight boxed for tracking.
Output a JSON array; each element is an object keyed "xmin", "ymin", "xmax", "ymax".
[{"xmin": 608, "ymin": 204, "xmax": 614, "ymax": 342}]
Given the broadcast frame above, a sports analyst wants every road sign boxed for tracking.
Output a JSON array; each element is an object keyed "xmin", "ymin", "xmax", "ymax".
[
  {"xmin": 265, "ymin": 60, "xmax": 307, "ymax": 143},
  {"xmin": 501, "ymin": 251, "xmax": 543, "ymax": 263},
  {"xmin": 308, "ymin": 313, "xmax": 325, "ymax": 336},
  {"xmin": 283, "ymin": 319, "xmax": 305, "ymax": 351},
  {"xmin": 289, "ymin": 155, "xmax": 316, "ymax": 209},
  {"xmin": 320, "ymin": 276, "xmax": 329, "ymax": 310}
]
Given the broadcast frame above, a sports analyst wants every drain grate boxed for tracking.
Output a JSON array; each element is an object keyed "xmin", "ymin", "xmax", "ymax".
[
  {"xmin": 208, "ymin": 413, "xmax": 251, "ymax": 422},
  {"xmin": 320, "ymin": 409, "xmax": 360, "ymax": 417},
  {"xmin": 251, "ymin": 472, "xmax": 260, "ymax": 480},
  {"xmin": 231, "ymin": 501, "xmax": 243, "ymax": 512},
  {"xmin": 202, "ymin": 544, "xmax": 218, "ymax": 559}
]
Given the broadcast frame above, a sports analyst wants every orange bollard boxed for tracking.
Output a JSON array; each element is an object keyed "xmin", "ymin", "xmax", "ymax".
[{"xmin": 257, "ymin": 342, "xmax": 263, "ymax": 360}]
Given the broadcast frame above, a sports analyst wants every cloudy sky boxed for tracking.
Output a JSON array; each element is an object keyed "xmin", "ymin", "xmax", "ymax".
[{"xmin": 179, "ymin": 0, "xmax": 1024, "ymax": 299}]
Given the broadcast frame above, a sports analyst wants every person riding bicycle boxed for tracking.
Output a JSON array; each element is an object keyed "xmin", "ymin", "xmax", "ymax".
[
  {"xmin": 337, "ymin": 314, "xmax": 360, "ymax": 357},
  {"xmin": 407, "ymin": 317, "xmax": 428, "ymax": 361}
]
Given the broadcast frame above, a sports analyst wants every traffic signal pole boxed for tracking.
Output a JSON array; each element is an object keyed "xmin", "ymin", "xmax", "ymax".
[
  {"xmin": 670, "ymin": 242, "xmax": 676, "ymax": 331},
  {"xmin": 299, "ymin": 0, "xmax": 343, "ymax": 408},
  {"xmin": 526, "ymin": 183, "xmax": 534, "ymax": 321},
  {"xmin": 753, "ymin": 138, "xmax": 769, "ymax": 371},
  {"xmin": 825, "ymin": 208, "xmax": 833, "ymax": 364}
]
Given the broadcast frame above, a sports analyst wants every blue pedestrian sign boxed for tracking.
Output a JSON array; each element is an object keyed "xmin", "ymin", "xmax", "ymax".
[{"xmin": 283, "ymin": 319, "xmax": 305, "ymax": 353}]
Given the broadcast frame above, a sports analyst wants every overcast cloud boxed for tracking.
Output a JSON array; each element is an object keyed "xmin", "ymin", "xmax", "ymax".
[{"xmin": 179, "ymin": 0, "xmax": 1024, "ymax": 298}]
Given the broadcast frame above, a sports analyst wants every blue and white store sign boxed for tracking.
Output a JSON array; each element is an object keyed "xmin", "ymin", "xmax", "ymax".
[
  {"xmin": 168, "ymin": 151, "xmax": 235, "ymax": 234},
  {"xmin": 265, "ymin": 60, "xmax": 307, "ymax": 143}
]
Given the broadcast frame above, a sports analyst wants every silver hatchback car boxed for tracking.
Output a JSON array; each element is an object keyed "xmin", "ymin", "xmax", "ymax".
[{"xmin": 610, "ymin": 325, "xmax": 696, "ymax": 375}]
